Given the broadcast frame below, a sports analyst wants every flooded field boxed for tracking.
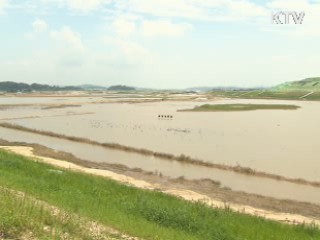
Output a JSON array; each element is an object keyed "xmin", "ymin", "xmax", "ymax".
[
  {"xmin": 1, "ymin": 126, "xmax": 320, "ymax": 204},
  {"xmin": 1, "ymin": 95, "xmax": 320, "ymax": 205}
]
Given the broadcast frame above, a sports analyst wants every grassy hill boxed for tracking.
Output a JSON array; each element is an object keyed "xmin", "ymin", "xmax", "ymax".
[
  {"xmin": 273, "ymin": 77, "xmax": 320, "ymax": 92},
  {"xmin": 209, "ymin": 77, "xmax": 320, "ymax": 100}
]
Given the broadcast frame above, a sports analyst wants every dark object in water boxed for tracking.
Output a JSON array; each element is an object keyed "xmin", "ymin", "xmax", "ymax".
[{"xmin": 158, "ymin": 115, "xmax": 173, "ymax": 119}]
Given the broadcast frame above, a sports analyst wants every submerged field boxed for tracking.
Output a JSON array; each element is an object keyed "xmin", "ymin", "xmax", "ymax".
[
  {"xmin": 1, "ymin": 96, "xmax": 320, "ymax": 205},
  {"xmin": 1, "ymin": 93, "xmax": 320, "ymax": 236},
  {"xmin": 0, "ymin": 149, "xmax": 319, "ymax": 240},
  {"xmin": 1, "ymin": 98, "xmax": 320, "ymax": 183}
]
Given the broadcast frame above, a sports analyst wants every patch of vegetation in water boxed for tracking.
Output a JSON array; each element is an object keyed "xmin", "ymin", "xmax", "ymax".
[
  {"xmin": 179, "ymin": 104, "xmax": 300, "ymax": 112},
  {"xmin": 0, "ymin": 150, "xmax": 319, "ymax": 240}
]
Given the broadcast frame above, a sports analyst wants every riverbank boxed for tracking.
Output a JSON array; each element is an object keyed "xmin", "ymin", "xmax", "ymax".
[
  {"xmin": 0, "ymin": 148, "xmax": 319, "ymax": 240},
  {"xmin": 1, "ymin": 139, "xmax": 320, "ymax": 220}
]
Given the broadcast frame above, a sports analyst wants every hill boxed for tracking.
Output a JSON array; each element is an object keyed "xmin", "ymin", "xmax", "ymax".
[
  {"xmin": 186, "ymin": 86, "xmax": 262, "ymax": 92},
  {"xmin": 0, "ymin": 82, "xmax": 137, "ymax": 93},
  {"xmin": 77, "ymin": 84, "xmax": 108, "ymax": 90},
  {"xmin": 0, "ymin": 81, "xmax": 82, "ymax": 92},
  {"xmin": 273, "ymin": 77, "xmax": 320, "ymax": 91},
  {"xmin": 107, "ymin": 85, "xmax": 136, "ymax": 91}
]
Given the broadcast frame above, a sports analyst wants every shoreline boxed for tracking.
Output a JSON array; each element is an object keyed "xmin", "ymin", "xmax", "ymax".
[{"xmin": 0, "ymin": 144, "xmax": 320, "ymax": 226}]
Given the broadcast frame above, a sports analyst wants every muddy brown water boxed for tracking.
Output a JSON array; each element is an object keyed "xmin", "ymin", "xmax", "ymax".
[
  {"xmin": 3, "ymin": 99, "xmax": 320, "ymax": 182},
  {"xmin": 2, "ymin": 97, "xmax": 320, "ymax": 204},
  {"xmin": 1, "ymin": 126, "xmax": 320, "ymax": 205}
]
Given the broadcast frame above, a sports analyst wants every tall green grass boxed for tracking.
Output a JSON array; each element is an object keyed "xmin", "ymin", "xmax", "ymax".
[
  {"xmin": 0, "ymin": 150, "xmax": 319, "ymax": 240},
  {"xmin": 0, "ymin": 188, "xmax": 114, "ymax": 239}
]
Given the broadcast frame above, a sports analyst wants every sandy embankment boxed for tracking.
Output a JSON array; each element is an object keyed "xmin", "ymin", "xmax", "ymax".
[{"xmin": 1, "ymin": 145, "xmax": 319, "ymax": 227}]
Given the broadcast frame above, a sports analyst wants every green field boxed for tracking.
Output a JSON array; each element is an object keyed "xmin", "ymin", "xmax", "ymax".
[
  {"xmin": 0, "ymin": 150, "xmax": 319, "ymax": 240},
  {"xmin": 179, "ymin": 104, "xmax": 300, "ymax": 112},
  {"xmin": 274, "ymin": 78, "xmax": 320, "ymax": 92}
]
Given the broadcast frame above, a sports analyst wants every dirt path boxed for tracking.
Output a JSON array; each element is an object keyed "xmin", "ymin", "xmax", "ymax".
[
  {"xmin": 300, "ymin": 91, "xmax": 314, "ymax": 99},
  {"xmin": 1, "ymin": 145, "xmax": 319, "ymax": 227}
]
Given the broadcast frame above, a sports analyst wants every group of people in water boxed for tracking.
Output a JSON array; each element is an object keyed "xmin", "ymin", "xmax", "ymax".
[{"xmin": 158, "ymin": 115, "xmax": 173, "ymax": 119}]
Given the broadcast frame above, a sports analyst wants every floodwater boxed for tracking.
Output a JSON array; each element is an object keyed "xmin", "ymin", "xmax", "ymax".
[
  {"xmin": 1, "ymin": 126, "xmax": 320, "ymax": 204},
  {"xmin": 3, "ymin": 98, "xmax": 320, "ymax": 182},
  {"xmin": 1, "ymin": 97, "xmax": 320, "ymax": 204}
]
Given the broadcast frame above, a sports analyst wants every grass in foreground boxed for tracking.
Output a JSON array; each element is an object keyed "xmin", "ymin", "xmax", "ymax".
[
  {"xmin": 0, "ymin": 150, "xmax": 319, "ymax": 240},
  {"xmin": 179, "ymin": 104, "xmax": 300, "ymax": 112},
  {"xmin": 0, "ymin": 188, "xmax": 120, "ymax": 239}
]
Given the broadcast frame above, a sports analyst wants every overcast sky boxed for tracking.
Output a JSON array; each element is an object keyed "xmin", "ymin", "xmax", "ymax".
[{"xmin": 0, "ymin": 0, "xmax": 320, "ymax": 88}]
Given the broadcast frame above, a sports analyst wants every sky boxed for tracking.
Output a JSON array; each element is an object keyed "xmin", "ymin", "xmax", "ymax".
[{"xmin": 0, "ymin": 0, "xmax": 320, "ymax": 89}]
